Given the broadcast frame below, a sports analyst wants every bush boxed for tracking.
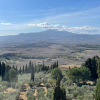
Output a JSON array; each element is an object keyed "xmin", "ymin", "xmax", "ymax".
[
  {"xmin": 11, "ymin": 82, "xmax": 16, "ymax": 89},
  {"xmin": 0, "ymin": 92, "xmax": 3, "ymax": 100},
  {"xmin": 37, "ymin": 88, "xmax": 45, "ymax": 93},
  {"xmin": 76, "ymin": 95, "xmax": 84, "ymax": 100},
  {"xmin": 27, "ymin": 95, "xmax": 35, "ymax": 100},
  {"xmin": 45, "ymin": 83, "xmax": 50, "ymax": 89},
  {"xmin": 34, "ymin": 79, "xmax": 42, "ymax": 87},
  {"xmin": 49, "ymin": 79, "xmax": 56, "ymax": 85},
  {"xmin": 15, "ymin": 83, "xmax": 21, "ymax": 89},
  {"xmin": 26, "ymin": 89, "xmax": 35, "ymax": 97},
  {"xmin": 37, "ymin": 92, "xmax": 45, "ymax": 100},
  {"xmin": 66, "ymin": 94, "xmax": 74, "ymax": 100},
  {"xmin": 28, "ymin": 81, "xmax": 34, "ymax": 88},
  {"xmin": 46, "ymin": 89, "xmax": 53, "ymax": 99}
]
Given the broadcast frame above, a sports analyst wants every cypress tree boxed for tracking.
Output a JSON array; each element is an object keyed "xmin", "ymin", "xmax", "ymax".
[
  {"xmin": 0, "ymin": 62, "xmax": 2, "ymax": 76},
  {"xmin": 19, "ymin": 67, "xmax": 21, "ymax": 74},
  {"xmin": 35, "ymin": 63, "xmax": 36, "ymax": 72},
  {"xmin": 57, "ymin": 60, "xmax": 58, "ymax": 67},
  {"xmin": 1, "ymin": 62, "xmax": 6, "ymax": 81},
  {"xmin": 31, "ymin": 62, "xmax": 34, "ymax": 81},
  {"xmin": 29, "ymin": 61, "xmax": 31, "ymax": 73},
  {"xmin": 25, "ymin": 64, "xmax": 28, "ymax": 73},
  {"xmin": 53, "ymin": 76, "xmax": 66, "ymax": 100},
  {"xmin": 16, "ymin": 66, "xmax": 18, "ymax": 72},
  {"xmin": 23, "ymin": 65, "xmax": 24, "ymax": 73}
]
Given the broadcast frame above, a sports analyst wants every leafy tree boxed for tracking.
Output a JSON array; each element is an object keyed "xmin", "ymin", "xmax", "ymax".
[
  {"xmin": 51, "ymin": 68, "xmax": 63, "ymax": 80},
  {"xmin": 9, "ymin": 68, "xmax": 17, "ymax": 81},
  {"xmin": 67, "ymin": 67, "xmax": 91, "ymax": 83}
]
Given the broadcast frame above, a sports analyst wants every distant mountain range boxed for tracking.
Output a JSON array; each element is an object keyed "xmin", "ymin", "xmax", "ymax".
[{"xmin": 0, "ymin": 29, "xmax": 100, "ymax": 45}]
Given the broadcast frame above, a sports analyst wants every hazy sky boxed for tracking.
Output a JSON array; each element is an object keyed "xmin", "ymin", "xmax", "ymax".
[{"xmin": 0, "ymin": 0, "xmax": 100, "ymax": 35}]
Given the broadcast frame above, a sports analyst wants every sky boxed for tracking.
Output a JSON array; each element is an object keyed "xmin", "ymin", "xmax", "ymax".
[{"xmin": 0, "ymin": 0, "xmax": 100, "ymax": 35}]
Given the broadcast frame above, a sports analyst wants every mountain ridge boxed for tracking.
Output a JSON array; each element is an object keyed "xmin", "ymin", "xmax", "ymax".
[{"xmin": 0, "ymin": 29, "xmax": 100, "ymax": 45}]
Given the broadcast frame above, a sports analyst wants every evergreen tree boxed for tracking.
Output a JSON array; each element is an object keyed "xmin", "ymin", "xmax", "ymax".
[
  {"xmin": 1, "ymin": 62, "xmax": 6, "ymax": 81},
  {"xmin": 25, "ymin": 64, "xmax": 28, "ymax": 73},
  {"xmin": 19, "ymin": 67, "xmax": 21, "ymax": 74},
  {"xmin": 31, "ymin": 62, "xmax": 34, "ymax": 81},
  {"xmin": 29, "ymin": 61, "xmax": 32, "ymax": 73},
  {"xmin": 23, "ymin": 65, "xmax": 24, "ymax": 73},
  {"xmin": 0, "ymin": 62, "xmax": 2, "ymax": 76},
  {"xmin": 53, "ymin": 76, "xmax": 66, "ymax": 100},
  {"xmin": 57, "ymin": 60, "xmax": 58, "ymax": 67},
  {"xmin": 13, "ymin": 65, "xmax": 16, "ymax": 70},
  {"xmin": 16, "ymin": 66, "xmax": 18, "ymax": 72},
  {"xmin": 35, "ymin": 63, "xmax": 36, "ymax": 72}
]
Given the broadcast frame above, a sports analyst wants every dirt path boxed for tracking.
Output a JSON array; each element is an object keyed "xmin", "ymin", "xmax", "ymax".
[{"xmin": 18, "ymin": 83, "xmax": 30, "ymax": 100}]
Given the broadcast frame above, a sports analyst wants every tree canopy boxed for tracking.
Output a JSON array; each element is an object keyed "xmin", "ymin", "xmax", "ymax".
[
  {"xmin": 51, "ymin": 68, "xmax": 63, "ymax": 80},
  {"xmin": 66, "ymin": 67, "xmax": 91, "ymax": 83}
]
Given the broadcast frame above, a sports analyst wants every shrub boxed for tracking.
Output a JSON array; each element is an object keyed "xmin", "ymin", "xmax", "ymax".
[
  {"xmin": 49, "ymin": 79, "xmax": 56, "ymax": 85},
  {"xmin": 66, "ymin": 94, "xmax": 74, "ymax": 100},
  {"xmin": 11, "ymin": 82, "xmax": 16, "ymax": 89},
  {"xmin": 76, "ymin": 95, "xmax": 84, "ymax": 100},
  {"xmin": 26, "ymin": 89, "xmax": 35, "ymax": 97},
  {"xmin": 27, "ymin": 95, "xmax": 35, "ymax": 100},
  {"xmin": 0, "ymin": 92, "xmax": 3, "ymax": 100},
  {"xmin": 37, "ymin": 88, "xmax": 45, "ymax": 93},
  {"xmin": 45, "ymin": 83, "xmax": 50, "ymax": 89},
  {"xmin": 28, "ymin": 81, "xmax": 34, "ymax": 88},
  {"xmin": 37, "ymin": 92, "xmax": 45, "ymax": 100},
  {"xmin": 46, "ymin": 89, "xmax": 53, "ymax": 99},
  {"xmin": 34, "ymin": 79, "xmax": 42, "ymax": 87}
]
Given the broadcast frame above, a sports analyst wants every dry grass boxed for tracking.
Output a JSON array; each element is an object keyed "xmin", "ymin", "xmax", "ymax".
[{"xmin": 59, "ymin": 64, "xmax": 81, "ymax": 70}]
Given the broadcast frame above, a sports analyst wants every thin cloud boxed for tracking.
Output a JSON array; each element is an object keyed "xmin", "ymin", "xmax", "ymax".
[
  {"xmin": 1, "ymin": 23, "xmax": 11, "ymax": 25},
  {"xmin": 27, "ymin": 22, "xmax": 100, "ymax": 34}
]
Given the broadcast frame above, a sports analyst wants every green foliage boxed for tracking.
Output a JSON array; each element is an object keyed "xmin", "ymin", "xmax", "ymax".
[
  {"xmin": 27, "ymin": 95, "xmax": 35, "ymax": 100},
  {"xmin": 66, "ymin": 67, "xmax": 91, "ymax": 83},
  {"xmin": 34, "ymin": 79, "xmax": 42, "ymax": 87},
  {"xmin": 37, "ymin": 88, "xmax": 45, "ymax": 93},
  {"xmin": 28, "ymin": 80, "xmax": 34, "ymax": 88},
  {"xmin": 46, "ymin": 89, "xmax": 53, "ymax": 99},
  {"xmin": 52, "ymin": 76, "xmax": 66, "ymax": 100},
  {"xmin": 26, "ymin": 88, "xmax": 35, "ymax": 97},
  {"xmin": 84, "ymin": 55, "xmax": 99, "ymax": 80},
  {"xmin": 0, "ymin": 92, "xmax": 3, "ymax": 100},
  {"xmin": 51, "ymin": 68, "xmax": 63, "ymax": 80},
  {"xmin": 36, "ymin": 92, "xmax": 46, "ymax": 100},
  {"xmin": 95, "ymin": 78, "xmax": 100, "ymax": 100},
  {"xmin": 11, "ymin": 82, "xmax": 16, "ymax": 88},
  {"xmin": 9, "ymin": 68, "xmax": 17, "ymax": 81},
  {"xmin": 45, "ymin": 82, "xmax": 50, "ymax": 89}
]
